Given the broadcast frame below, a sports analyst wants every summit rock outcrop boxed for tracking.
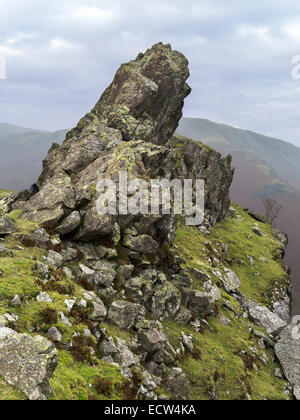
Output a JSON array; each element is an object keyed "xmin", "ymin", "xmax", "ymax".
[
  {"xmin": 18, "ymin": 43, "xmax": 234, "ymax": 241},
  {"xmin": 0, "ymin": 43, "xmax": 294, "ymax": 401}
]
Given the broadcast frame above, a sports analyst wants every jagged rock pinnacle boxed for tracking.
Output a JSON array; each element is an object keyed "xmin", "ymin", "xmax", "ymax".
[{"xmin": 68, "ymin": 42, "xmax": 191, "ymax": 146}]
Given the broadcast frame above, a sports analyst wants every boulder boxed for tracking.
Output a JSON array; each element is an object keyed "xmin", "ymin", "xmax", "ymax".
[
  {"xmin": 188, "ymin": 289, "xmax": 219, "ymax": 318},
  {"xmin": 123, "ymin": 234, "xmax": 159, "ymax": 254},
  {"xmin": 36, "ymin": 292, "xmax": 52, "ymax": 303},
  {"xmin": 245, "ymin": 209, "xmax": 267, "ymax": 223},
  {"xmin": 274, "ymin": 324, "xmax": 300, "ymax": 400},
  {"xmin": 107, "ymin": 300, "xmax": 145, "ymax": 330},
  {"xmin": 0, "ymin": 245, "xmax": 14, "ymax": 258},
  {"xmin": 0, "ymin": 216, "xmax": 17, "ymax": 236},
  {"xmin": 138, "ymin": 328, "xmax": 167, "ymax": 353},
  {"xmin": 90, "ymin": 300, "xmax": 107, "ymax": 322},
  {"xmin": 214, "ymin": 268, "xmax": 241, "ymax": 294},
  {"xmin": 18, "ymin": 228, "xmax": 50, "ymax": 249},
  {"xmin": 125, "ymin": 269, "xmax": 181, "ymax": 320},
  {"xmin": 114, "ymin": 337, "xmax": 140, "ymax": 369},
  {"xmin": 165, "ymin": 368, "xmax": 190, "ymax": 400},
  {"xmin": 46, "ymin": 250, "xmax": 63, "ymax": 269},
  {"xmin": 253, "ymin": 226, "xmax": 263, "ymax": 237},
  {"xmin": 56, "ymin": 211, "xmax": 81, "ymax": 235},
  {"xmin": 47, "ymin": 327, "xmax": 62, "ymax": 343},
  {"xmin": 245, "ymin": 300, "xmax": 287, "ymax": 336},
  {"xmin": 0, "ymin": 328, "xmax": 58, "ymax": 400}
]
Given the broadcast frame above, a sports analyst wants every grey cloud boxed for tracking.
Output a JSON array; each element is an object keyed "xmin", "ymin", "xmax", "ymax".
[{"xmin": 1, "ymin": 0, "xmax": 300, "ymax": 145}]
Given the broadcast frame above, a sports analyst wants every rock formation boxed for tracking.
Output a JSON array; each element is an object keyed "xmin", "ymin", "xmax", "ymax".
[
  {"xmin": 0, "ymin": 43, "xmax": 296, "ymax": 400},
  {"xmin": 0, "ymin": 328, "xmax": 58, "ymax": 400}
]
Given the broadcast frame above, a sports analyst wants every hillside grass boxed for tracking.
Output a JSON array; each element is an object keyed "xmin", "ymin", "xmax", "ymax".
[{"xmin": 171, "ymin": 203, "xmax": 289, "ymax": 400}]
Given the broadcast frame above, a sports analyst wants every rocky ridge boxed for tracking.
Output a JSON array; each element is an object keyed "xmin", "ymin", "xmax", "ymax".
[{"xmin": 0, "ymin": 43, "xmax": 297, "ymax": 400}]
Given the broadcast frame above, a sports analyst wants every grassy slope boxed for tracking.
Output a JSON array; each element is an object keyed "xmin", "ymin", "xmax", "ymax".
[
  {"xmin": 0, "ymin": 191, "xmax": 290, "ymax": 400},
  {"xmin": 169, "ymin": 203, "xmax": 289, "ymax": 400}
]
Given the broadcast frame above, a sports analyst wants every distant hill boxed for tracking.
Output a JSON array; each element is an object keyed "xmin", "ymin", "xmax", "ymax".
[
  {"xmin": 0, "ymin": 123, "xmax": 67, "ymax": 190},
  {"xmin": 178, "ymin": 118, "xmax": 300, "ymax": 314}
]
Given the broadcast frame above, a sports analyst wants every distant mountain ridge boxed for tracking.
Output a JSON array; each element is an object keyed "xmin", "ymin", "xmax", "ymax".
[
  {"xmin": 178, "ymin": 118, "xmax": 300, "ymax": 193},
  {"xmin": 0, "ymin": 123, "xmax": 67, "ymax": 190}
]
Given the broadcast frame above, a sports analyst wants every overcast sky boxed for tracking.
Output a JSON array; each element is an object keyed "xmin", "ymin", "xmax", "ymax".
[{"xmin": 1, "ymin": 0, "xmax": 300, "ymax": 146}]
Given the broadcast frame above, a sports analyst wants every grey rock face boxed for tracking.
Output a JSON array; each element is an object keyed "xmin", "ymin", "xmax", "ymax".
[
  {"xmin": 138, "ymin": 328, "xmax": 167, "ymax": 353},
  {"xmin": 76, "ymin": 42, "xmax": 191, "ymax": 146},
  {"xmin": 0, "ymin": 328, "xmax": 58, "ymax": 400},
  {"xmin": 275, "ymin": 324, "xmax": 300, "ymax": 400},
  {"xmin": 123, "ymin": 234, "xmax": 159, "ymax": 254},
  {"xmin": 107, "ymin": 300, "xmax": 145, "ymax": 330},
  {"xmin": 165, "ymin": 368, "xmax": 190, "ymax": 400},
  {"xmin": 273, "ymin": 298, "xmax": 291, "ymax": 323}
]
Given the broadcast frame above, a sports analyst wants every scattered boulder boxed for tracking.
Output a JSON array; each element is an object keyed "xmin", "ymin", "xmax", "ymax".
[
  {"xmin": 245, "ymin": 300, "xmax": 287, "ymax": 336},
  {"xmin": 0, "ymin": 215, "xmax": 17, "ymax": 236},
  {"xmin": 59, "ymin": 312, "xmax": 72, "ymax": 327},
  {"xmin": 186, "ymin": 283, "xmax": 221, "ymax": 318},
  {"xmin": 47, "ymin": 327, "xmax": 62, "ymax": 343},
  {"xmin": 56, "ymin": 211, "xmax": 81, "ymax": 235},
  {"xmin": 252, "ymin": 225, "xmax": 263, "ymax": 237},
  {"xmin": 11, "ymin": 295, "xmax": 21, "ymax": 307},
  {"xmin": 0, "ymin": 245, "xmax": 14, "ymax": 258},
  {"xmin": 274, "ymin": 324, "xmax": 300, "ymax": 400},
  {"xmin": 165, "ymin": 368, "xmax": 190, "ymax": 400},
  {"xmin": 36, "ymin": 292, "xmax": 52, "ymax": 303},
  {"xmin": 107, "ymin": 300, "xmax": 145, "ymax": 330},
  {"xmin": 214, "ymin": 268, "xmax": 241, "ymax": 294},
  {"xmin": 18, "ymin": 228, "xmax": 50, "ymax": 250},
  {"xmin": 114, "ymin": 337, "xmax": 140, "ymax": 369},
  {"xmin": 46, "ymin": 250, "xmax": 63, "ymax": 269},
  {"xmin": 123, "ymin": 234, "xmax": 159, "ymax": 254},
  {"xmin": 138, "ymin": 327, "xmax": 167, "ymax": 353},
  {"xmin": 0, "ymin": 328, "xmax": 58, "ymax": 400},
  {"xmin": 244, "ymin": 209, "xmax": 267, "ymax": 224}
]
